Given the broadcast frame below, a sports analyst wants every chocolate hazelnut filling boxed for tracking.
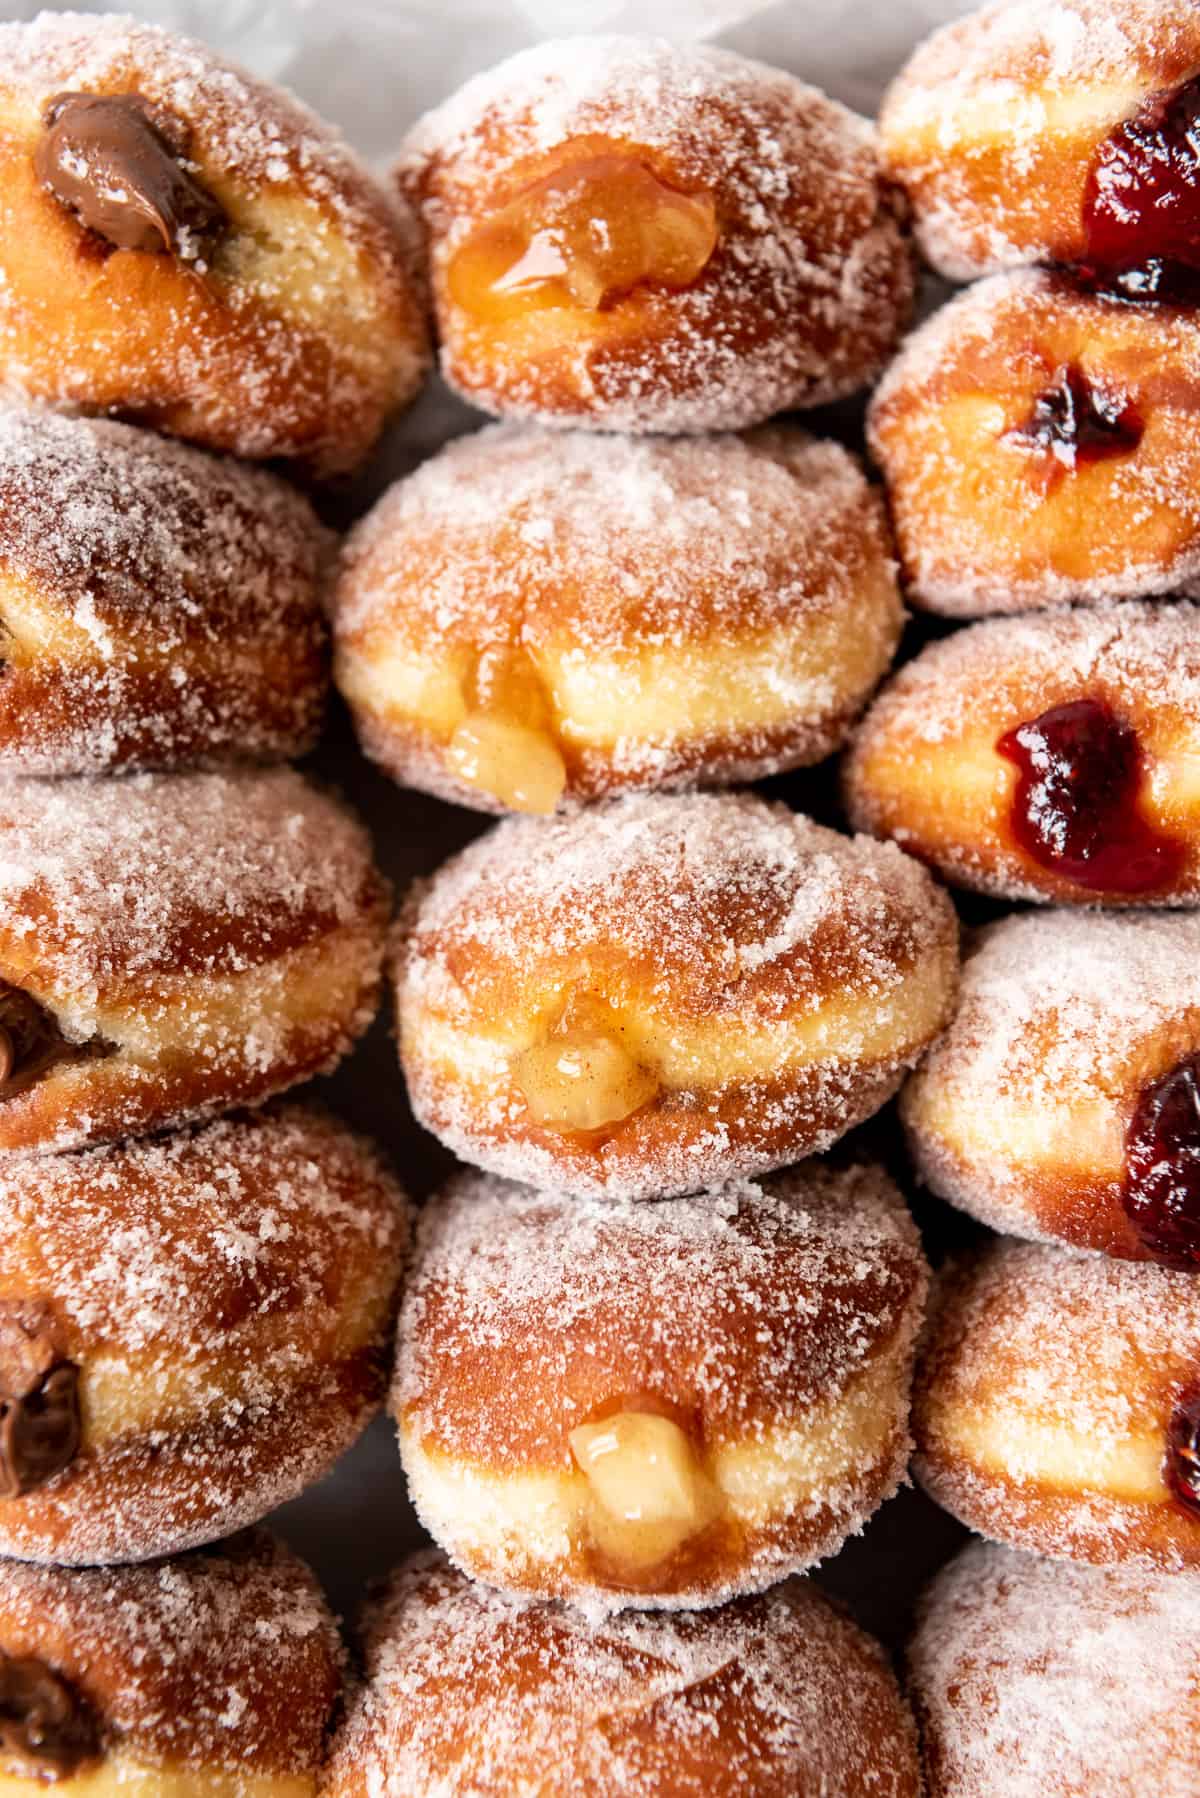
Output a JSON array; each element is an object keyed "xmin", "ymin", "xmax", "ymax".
[
  {"xmin": 0, "ymin": 1306, "xmax": 81, "ymax": 1500},
  {"xmin": 0, "ymin": 1653, "xmax": 100, "ymax": 1781},
  {"xmin": 34, "ymin": 91, "xmax": 225, "ymax": 258},
  {"xmin": 0, "ymin": 986, "xmax": 112, "ymax": 1101}
]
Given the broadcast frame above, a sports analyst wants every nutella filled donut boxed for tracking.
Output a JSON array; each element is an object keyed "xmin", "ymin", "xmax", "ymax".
[
  {"xmin": 0, "ymin": 1105, "xmax": 407, "ymax": 1564},
  {"xmin": 0, "ymin": 766, "xmax": 387, "ymax": 1154},
  {"xmin": 323, "ymin": 1553, "xmax": 922, "ymax": 1798},
  {"xmin": 0, "ymin": 407, "xmax": 330, "ymax": 775},
  {"xmin": 334, "ymin": 425, "xmax": 903, "ymax": 815},
  {"xmin": 0, "ymin": 1531, "xmax": 341, "ymax": 1794},
  {"xmin": 395, "ymin": 792, "xmax": 959, "ymax": 1200},
  {"xmin": 845, "ymin": 603, "xmax": 1200, "ymax": 906},
  {"xmin": 910, "ymin": 1540, "xmax": 1200, "ymax": 1798},
  {"xmin": 902, "ymin": 910, "xmax": 1200, "ymax": 1264},
  {"xmin": 914, "ymin": 1238, "xmax": 1200, "ymax": 1571},
  {"xmin": 394, "ymin": 1162, "xmax": 927, "ymax": 1612},
  {"xmin": 399, "ymin": 36, "xmax": 913, "ymax": 432},
  {"xmin": 881, "ymin": 0, "xmax": 1200, "ymax": 289},
  {"xmin": 868, "ymin": 271, "xmax": 1200, "ymax": 615},
  {"xmin": 0, "ymin": 13, "xmax": 428, "ymax": 475}
]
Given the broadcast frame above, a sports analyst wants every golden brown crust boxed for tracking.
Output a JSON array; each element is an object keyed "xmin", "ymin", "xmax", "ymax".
[
  {"xmin": 868, "ymin": 271, "xmax": 1200, "ymax": 615},
  {"xmin": 400, "ymin": 37, "xmax": 913, "ymax": 432},
  {"xmin": 0, "ymin": 13, "xmax": 429, "ymax": 475},
  {"xmin": 0, "ymin": 1531, "xmax": 341, "ymax": 1772},
  {"xmin": 324, "ymin": 1555, "xmax": 921, "ymax": 1798}
]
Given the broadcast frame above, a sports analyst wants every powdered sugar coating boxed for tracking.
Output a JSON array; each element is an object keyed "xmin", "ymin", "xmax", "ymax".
[
  {"xmin": 400, "ymin": 35, "xmax": 912, "ymax": 432},
  {"xmin": 0, "ymin": 1531, "xmax": 341, "ymax": 1773},
  {"xmin": 880, "ymin": 0, "xmax": 1200, "ymax": 277},
  {"xmin": 395, "ymin": 792, "xmax": 958, "ymax": 1199},
  {"xmin": 911, "ymin": 1541, "xmax": 1200, "ymax": 1798},
  {"xmin": 326, "ymin": 1554, "xmax": 920, "ymax": 1798},
  {"xmin": 0, "ymin": 406, "xmax": 330, "ymax": 773}
]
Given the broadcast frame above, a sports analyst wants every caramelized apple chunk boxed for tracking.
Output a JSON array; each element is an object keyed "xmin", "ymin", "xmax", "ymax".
[
  {"xmin": 447, "ymin": 646, "xmax": 567, "ymax": 814},
  {"xmin": 513, "ymin": 1022, "xmax": 659, "ymax": 1132},
  {"xmin": 569, "ymin": 1410, "xmax": 721, "ymax": 1573}
]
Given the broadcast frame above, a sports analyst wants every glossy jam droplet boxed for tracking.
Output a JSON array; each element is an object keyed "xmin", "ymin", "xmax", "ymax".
[
  {"xmin": 446, "ymin": 647, "xmax": 566, "ymax": 815},
  {"xmin": 997, "ymin": 697, "xmax": 1184, "ymax": 894},
  {"xmin": 446, "ymin": 155, "xmax": 718, "ymax": 322},
  {"xmin": 513, "ymin": 1026, "xmax": 659, "ymax": 1132},
  {"xmin": 1005, "ymin": 363, "xmax": 1143, "ymax": 482},
  {"xmin": 1082, "ymin": 75, "xmax": 1200, "ymax": 299},
  {"xmin": 569, "ymin": 1409, "xmax": 721, "ymax": 1576},
  {"xmin": 1124, "ymin": 1056, "xmax": 1200, "ymax": 1266},
  {"xmin": 1166, "ymin": 1387, "xmax": 1200, "ymax": 1516}
]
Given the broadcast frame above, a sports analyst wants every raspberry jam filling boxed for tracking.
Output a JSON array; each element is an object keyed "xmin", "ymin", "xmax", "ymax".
[
  {"xmin": 1124, "ymin": 1057, "xmax": 1200, "ymax": 1267},
  {"xmin": 446, "ymin": 155, "xmax": 718, "ymax": 322},
  {"xmin": 1005, "ymin": 363, "xmax": 1143, "ymax": 479},
  {"xmin": 996, "ymin": 697, "xmax": 1183, "ymax": 894},
  {"xmin": 1081, "ymin": 74, "xmax": 1200, "ymax": 299},
  {"xmin": 1166, "ymin": 1387, "xmax": 1200, "ymax": 1517}
]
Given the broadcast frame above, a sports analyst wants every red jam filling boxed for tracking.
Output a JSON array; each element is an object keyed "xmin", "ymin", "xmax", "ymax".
[
  {"xmin": 1005, "ymin": 364, "xmax": 1143, "ymax": 476},
  {"xmin": 1166, "ymin": 1387, "xmax": 1200, "ymax": 1516},
  {"xmin": 1124, "ymin": 1056, "xmax": 1200, "ymax": 1267},
  {"xmin": 1081, "ymin": 74, "xmax": 1200, "ymax": 299},
  {"xmin": 996, "ymin": 698, "xmax": 1183, "ymax": 894}
]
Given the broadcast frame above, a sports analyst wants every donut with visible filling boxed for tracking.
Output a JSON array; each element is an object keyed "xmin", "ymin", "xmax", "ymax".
[
  {"xmin": 0, "ymin": 1105, "xmax": 408, "ymax": 1564},
  {"xmin": 880, "ymin": 0, "xmax": 1200, "ymax": 290},
  {"xmin": 0, "ymin": 12, "xmax": 428, "ymax": 475},
  {"xmin": 902, "ymin": 910, "xmax": 1200, "ymax": 1264},
  {"xmin": 394, "ymin": 792, "xmax": 959, "ymax": 1200},
  {"xmin": 0, "ymin": 407, "xmax": 331, "ymax": 775},
  {"xmin": 915, "ymin": 1237, "xmax": 1200, "ymax": 1568},
  {"xmin": 868, "ymin": 271, "xmax": 1200, "ymax": 615},
  {"xmin": 398, "ymin": 35, "xmax": 913, "ymax": 432},
  {"xmin": 0, "ymin": 1530, "xmax": 342, "ymax": 1795},
  {"xmin": 910, "ymin": 1540, "xmax": 1200, "ymax": 1798},
  {"xmin": 393, "ymin": 1162, "xmax": 928, "ymax": 1612},
  {"xmin": 322, "ymin": 1553, "xmax": 922, "ymax": 1797},
  {"xmin": 845, "ymin": 603, "xmax": 1200, "ymax": 906},
  {"xmin": 0, "ymin": 766, "xmax": 387, "ymax": 1154},
  {"xmin": 333, "ymin": 424, "xmax": 903, "ymax": 815}
]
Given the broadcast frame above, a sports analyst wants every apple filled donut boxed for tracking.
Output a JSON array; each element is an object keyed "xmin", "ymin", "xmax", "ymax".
[
  {"xmin": 0, "ymin": 1105, "xmax": 408, "ymax": 1564},
  {"xmin": 914, "ymin": 1238, "xmax": 1200, "ymax": 1571},
  {"xmin": 0, "ymin": 1532, "xmax": 342, "ymax": 1794},
  {"xmin": 902, "ymin": 910, "xmax": 1200, "ymax": 1264},
  {"xmin": 0, "ymin": 766, "xmax": 387, "ymax": 1154},
  {"xmin": 0, "ymin": 12, "xmax": 429, "ymax": 475},
  {"xmin": 868, "ymin": 271, "xmax": 1200, "ymax": 615},
  {"xmin": 0, "ymin": 407, "xmax": 331, "ymax": 775},
  {"xmin": 323, "ymin": 1553, "xmax": 922, "ymax": 1798},
  {"xmin": 398, "ymin": 35, "xmax": 914, "ymax": 432},
  {"xmin": 333, "ymin": 424, "xmax": 903, "ymax": 814},
  {"xmin": 881, "ymin": 0, "xmax": 1200, "ymax": 290},
  {"xmin": 910, "ymin": 1540, "xmax": 1200, "ymax": 1798},
  {"xmin": 394, "ymin": 792, "xmax": 959, "ymax": 1200},
  {"xmin": 393, "ymin": 1162, "xmax": 927, "ymax": 1612},
  {"xmin": 845, "ymin": 602, "xmax": 1200, "ymax": 906}
]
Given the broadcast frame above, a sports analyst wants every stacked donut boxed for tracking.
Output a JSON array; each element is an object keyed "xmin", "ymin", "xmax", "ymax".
[
  {"xmin": 0, "ymin": 13, "xmax": 434, "ymax": 1796},
  {"xmin": 320, "ymin": 30, "xmax": 963, "ymax": 1797},
  {"xmin": 840, "ymin": 3, "xmax": 1200, "ymax": 1792}
]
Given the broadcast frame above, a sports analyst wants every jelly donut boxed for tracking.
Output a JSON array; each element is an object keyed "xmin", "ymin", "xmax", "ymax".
[
  {"xmin": 845, "ymin": 603, "xmax": 1200, "ymax": 906},
  {"xmin": 0, "ymin": 766, "xmax": 387, "ymax": 1155},
  {"xmin": 902, "ymin": 910, "xmax": 1200, "ymax": 1264},
  {"xmin": 910, "ymin": 1540, "xmax": 1200, "ymax": 1798},
  {"xmin": 394, "ymin": 792, "xmax": 959, "ymax": 1200},
  {"xmin": 0, "ymin": 1531, "xmax": 341, "ymax": 1793},
  {"xmin": 393, "ymin": 1162, "xmax": 927, "ymax": 1612},
  {"xmin": 334, "ymin": 425, "xmax": 903, "ymax": 814},
  {"xmin": 881, "ymin": 0, "xmax": 1200, "ymax": 291},
  {"xmin": 398, "ymin": 36, "xmax": 914, "ymax": 433},
  {"xmin": 914, "ymin": 1237, "xmax": 1200, "ymax": 1570},
  {"xmin": 868, "ymin": 270, "xmax": 1200, "ymax": 615},
  {"xmin": 0, "ymin": 1105, "xmax": 407, "ymax": 1564},
  {"xmin": 0, "ymin": 407, "xmax": 330, "ymax": 775},
  {"xmin": 323, "ymin": 1553, "xmax": 922, "ymax": 1798},
  {"xmin": 0, "ymin": 13, "xmax": 428, "ymax": 475}
]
